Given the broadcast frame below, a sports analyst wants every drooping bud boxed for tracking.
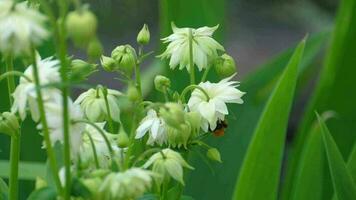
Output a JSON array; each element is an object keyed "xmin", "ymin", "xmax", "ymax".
[
  {"xmin": 167, "ymin": 124, "xmax": 191, "ymax": 148},
  {"xmin": 101, "ymin": 56, "xmax": 118, "ymax": 72},
  {"xmin": 111, "ymin": 45, "xmax": 137, "ymax": 76},
  {"xmin": 206, "ymin": 148, "xmax": 222, "ymax": 163},
  {"xmin": 160, "ymin": 103, "xmax": 185, "ymax": 129},
  {"xmin": 154, "ymin": 75, "xmax": 171, "ymax": 92},
  {"xmin": 0, "ymin": 112, "xmax": 19, "ymax": 137},
  {"xmin": 70, "ymin": 59, "xmax": 97, "ymax": 81},
  {"xmin": 35, "ymin": 177, "xmax": 47, "ymax": 189},
  {"xmin": 185, "ymin": 111, "xmax": 201, "ymax": 137},
  {"xmin": 87, "ymin": 37, "xmax": 103, "ymax": 60},
  {"xmin": 127, "ymin": 84, "xmax": 140, "ymax": 102},
  {"xmin": 214, "ymin": 54, "xmax": 236, "ymax": 78},
  {"xmin": 66, "ymin": 9, "xmax": 98, "ymax": 47},
  {"xmin": 137, "ymin": 24, "xmax": 150, "ymax": 45},
  {"xmin": 117, "ymin": 126, "xmax": 130, "ymax": 148}
]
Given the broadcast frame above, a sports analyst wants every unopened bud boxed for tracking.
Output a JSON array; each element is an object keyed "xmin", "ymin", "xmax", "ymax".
[
  {"xmin": 70, "ymin": 59, "xmax": 97, "ymax": 81},
  {"xmin": 206, "ymin": 148, "xmax": 222, "ymax": 163},
  {"xmin": 137, "ymin": 24, "xmax": 150, "ymax": 45},
  {"xmin": 214, "ymin": 54, "xmax": 236, "ymax": 78},
  {"xmin": 87, "ymin": 37, "xmax": 103, "ymax": 60},
  {"xmin": 111, "ymin": 45, "xmax": 137, "ymax": 76},
  {"xmin": 66, "ymin": 9, "xmax": 98, "ymax": 47},
  {"xmin": 0, "ymin": 112, "xmax": 19, "ymax": 137},
  {"xmin": 117, "ymin": 126, "xmax": 130, "ymax": 148},
  {"xmin": 35, "ymin": 177, "xmax": 47, "ymax": 189},
  {"xmin": 127, "ymin": 84, "xmax": 140, "ymax": 102},
  {"xmin": 185, "ymin": 111, "xmax": 201, "ymax": 136},
  {"xmin": 101, "ymin": 56, "xmax": 118, "ymax": 72},
  {"xmin": 154, "ymin": 75, "xmax": 171, "ymax": 92},
  {"xmin": 160, "ymin": 103, "xmax": 185, "ymax": 129}
]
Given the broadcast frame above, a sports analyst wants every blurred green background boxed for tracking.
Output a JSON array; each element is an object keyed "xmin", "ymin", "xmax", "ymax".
[{"xmin": 2, "ymin": 0, "xmax": 356, "ymax": 199}]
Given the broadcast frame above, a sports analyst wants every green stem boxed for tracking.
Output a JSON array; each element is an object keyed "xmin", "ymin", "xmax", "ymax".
[
  {"xmin": 0, "ymin": 71, "xmax": 31, "ymax": 83},
  {"xmin": 101, "ymin": 87, "xmax": 115, "ymax": 134},
  {"xmin": 85, "ymin": 132, "xmax": 100, "ymax": 169},
  {"xmin": 136, "ymin": 46, "xmax": 144, "ymax": 100},
  {"xmin": 201, "ymin": 65, "xmax": 211, "ymax": 82},
  {"xmin": 188, "ymin": 28, "xmax": 195, "ymax": 85},
  {"xmin": 30, "ymin": 48, "xmax": 63, "ymax": 195},
  {"xmin": 180, "ymin": 85, "xmax": 210, "ymax": 103},
  {"xmin": 5, "ymin": 56, "xmax": 20, "ymax": 200}
]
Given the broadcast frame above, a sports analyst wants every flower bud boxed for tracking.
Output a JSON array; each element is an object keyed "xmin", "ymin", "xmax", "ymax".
[
  {"xmin": 167, "ymin": 124, "xmax": 191, "ymax": 148},
  {"xmin": 185, "ymin": 111, "xmax": 201, "ymax": 136},
  {"xmin": 70, "ymin": 59, "xmax": 97, "ymax": 81},
  {"xmin": 101, "ymin": 56, "xmax": 118, "ymax": 72},
  {"xmin": 154, "ymin": 75, "xmax": 171, "ymax": 92},
  {"xmin": 127, "ymin": 84, "xmax": 140, "ymax": 102},
  {"xmin": 0, "ymin": 112, "xmax": 19, "ymax": 137},
  {"xmin": 160, "ymin": 103, "xmax": 185, "ymax": 129},
  {"xmin": 89, "ymin": 169, "xmax": 111, "ymax": 178},
  {"xmin": 137, "ymin": 24, "xmax": 150, "ymax": 45},
  {"xmin": 206, "ymin": 148, "xmax": 222, "ymax": 163},
  {"xmin": 66, "ymin": 9, "xmax": 98, "ymax": 47},
  {"xmin": 82, "ymin": 177, "xmax": 102, "ymax": 199},
  {"xmin": 117, "ymin": 126, "xmax": 130, "ymax": 148},
  {"xmin": 214, "ymin": 54, "xmax": 237, "ymax": 78},
  {"xmin": 35, "ymin": 177, "xmax": 47, "ymax": 189},
  {"xmin": 111, "ymin": 45, "xmax": 137, "ymax": 76},
  {"xmin": 87, "ymin": 37, "xmax": 103, "ymax": 60}
]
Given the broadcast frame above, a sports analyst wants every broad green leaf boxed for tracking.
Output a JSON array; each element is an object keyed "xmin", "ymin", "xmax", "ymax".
[
  {"xmin": 27, "ymin": 187, "xmax": 57, "ymax": 200},
  {"xmin": 0, "ymin": 177, "xmax": 8, "ymax": 200},
  {"xmin": 186, "ymin": 32, "xmax": 326, "ymax": 200},
  {"xmin": 282, "ymin": 0, "xmax": 356, "ymax": 198},
  {"xmin": 0, "ymin": 160, "xmax": 46, "ymax": 180},
  {"xmin": 317, "ymin": 113, "xmax": 356, "ymax": 200},
  {"xmin": 290, "ymin": 116, "xmax": 326, "ymax": 200},
  {"xmin": 232, "ymin": 38, "xmax": 305, "ymax": 200}
]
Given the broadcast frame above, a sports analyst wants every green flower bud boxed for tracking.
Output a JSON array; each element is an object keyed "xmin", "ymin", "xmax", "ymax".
[
  {"xmin": 0, "ymin": 112, "xmax": 19, "ymax": 137},
  {"xmin": 214, "ymin": 54, "xmax": 237, "ymax": 78},
  {"xmin": 117, "ymin": 126, "xmax": 130, "ymax": 148},
  {"xmin": 66, "ymin": 9, "xmax": 98, "ymax": 47},
  {"xmin": 137, "ymin": 24, "xmax": 150, "ymax": 45},
  {"xmin": 167, "ymin": 124, "xmax": 191, "ymax": 148},
  {"xmin": 89, "ymin": 169, "xmax": 111, "ymax": 178},
  {"xmin": 206, "ymin": 148, "xmax": 222, "ymax": 163},
  {"xmin": 111, "ymin": 45, "xmax": 137, "ymax": 76},
  {"xmin": 160, "ymin": 103, "xmax": 185, "ymax": 129},
  {"xmin": 154, "ymin": 75, "xmax": 171, "ymax": 92},
  {"xmin": 101, "ymin": 56, "xmax": 118, "ymax": 72},
  {"xmin": 82, "ymin": 178, "xmax": 102, "ymax": 199},
  {"xmin": 70, "ymin": 59, "xmax": 97, "ymax": 81},
  {"xmin": 127, "ymin": 84, "xmax": 140, "ymax": 102},
  {"xmin": 185, "ymin": 111, "xmax": 201, "ymax": 137},
  {"xmin": 35, "ymin": 177, "xmax": 47, "ymax": 189},
  {"xmin": 87, "ymin": 37, "xmax": 103, "ymax": 60}
]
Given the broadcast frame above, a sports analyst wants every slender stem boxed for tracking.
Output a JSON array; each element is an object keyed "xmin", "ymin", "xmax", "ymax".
[
  {"xmin": 188, "ymin": 28, "xmax": 195, "ymax": 85},
  {"xmin": 101, "ymin": 87, "xmax": 115, "ymax": 134},
  {"xmin": 85, "ymin": 132, "xmax": 100, "ymax": 169},
  {"xmin": 0, "ymin": 71, "xmax": 31, "ymax": 83},
  {"xmin": 201, "ymin": 65, "xmax": 211, "ymax": 82},
  {"xmin": 136, "ymin": 46, "xmax": 144, "ymax": 100},
  {"xmin": 132, "ymin": 148, "xmax": 162, "ymax": 166},
  {"xmin": 30, "ymin": 48, "xmax": 63, "ymax": 194},
  {"xmin": 5, "ymin": 56, "xmax": 20, "ymax": 200},
  {"xmin": 180, "ymin": 85, "xmax": 210, "ymax": 103}
]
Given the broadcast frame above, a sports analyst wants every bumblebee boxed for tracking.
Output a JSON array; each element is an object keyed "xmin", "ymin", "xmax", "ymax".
[{"xmin": 210, "ymin": 120, "xmax": 228, "ymax": 137}]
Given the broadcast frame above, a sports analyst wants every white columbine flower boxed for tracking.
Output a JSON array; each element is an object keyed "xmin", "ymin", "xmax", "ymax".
[
  {"xmin": 75, "ymin": 88, "xmax": 122, "ymax": 123},
  {"xmin": 188, "ymin": 74, "xmax": 245, "ymax": 132},
  {"xmin": 99, "ymin": 168, "xmax": 153, "ymax": 200},
  {"xmin": 135, "ymin": 109, "xmax": 167, "ymax": 146},
  {"xmin": 143, "ymin": 148, "xmax": 194, "ymax": 185},
  {"xmin": 0, "ymin": 0, "xmax": 49, "ymax": 56},
  {"xmin": 39, "ymin": 96, "xmax": 85, "ymax": 156},
  {"xmin": 80, "ymin": 122, "xmax": 121, "ymax": 168},
  {"xmin": 11, "ymin": 56, "xmax": 61, "ymax": 121},
  {"xmin": 158, "ymin": 23, "xmax": 224, "ymax": 71}
]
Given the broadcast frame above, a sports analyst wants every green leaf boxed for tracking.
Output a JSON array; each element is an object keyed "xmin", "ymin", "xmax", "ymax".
[
  {"xmin": 232, "ymin": 38, "xmax": 305, "ymax": 200},
  {"xmin": 317, "ymin": 113, "xmax": 356, "ymax": 200},
  {"xmin": 283, "ymin": 0, "xmax": 356, "ymax": 198},
  {"xmin": 0, "ymin": 160, "xmax": 46, "ymax": 180},
  {"xmin": 27, "ymin": 187, "xmax": 57, "ymax": 200},
  {"xmin": 0, "ymin": 177, "xmax": 8, "ymax": 200},
  {"xmin": 185, "ymin": 32, "xmax": 326, "ymax": 200}
]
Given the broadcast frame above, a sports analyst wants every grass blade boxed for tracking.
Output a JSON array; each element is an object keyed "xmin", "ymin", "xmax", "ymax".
[
  {"xmin": 317, "ymin": 113, "xmax": 356, "ymax": 200},
  {"xmin": 232, "ymin": 38, "xmax": 306, "ymax": 200}
]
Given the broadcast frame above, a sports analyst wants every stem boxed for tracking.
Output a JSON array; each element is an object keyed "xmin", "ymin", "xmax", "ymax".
[
  {"xmin": 188, "ymin": 28, "xmax": 195, "ymax": 85},
  {"xmin": 85, "ymin": 132, "xmax": 100, "ymax": 169},
  {"xmin": 0, "ymin": 71, "xmax": 31, "ymax": 83},
  {"xmin": 6, "ymin": 55, "xmax": 20, "ymax": 200},
  {"xmin": 201, "ymin": 65, "xmax": 211, "ymax": 82},
  {"xmin": 30, "ymin": 48, "xmax": 63, "ymax": 194},
  {"xmin": 101, "ymin": 87, "xmax": 115, "ymax": 134},
  {"xmin": 132, "ymin": 148, "xmax": 162, "ymax": 166},
  {"xmin": 180, "ymin": 85, "xmax": 210, "ymax": 103},
  {"xmin": 136, "ymin": 46, "xmax": 144, "ymax": 100}
]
